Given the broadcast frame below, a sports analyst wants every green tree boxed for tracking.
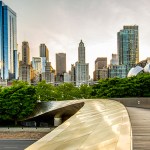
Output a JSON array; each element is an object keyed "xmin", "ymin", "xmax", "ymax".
[
  {"xmin": 36, "ymin": 80, "xmax": 57, "ymax": 101},
  {"xmin": 91, "ymin": 73, "xmax": 150, "ymax": 98},
  {"xmin": 56, "ymin": 83, "xmax": 80, "ymax": 100},
  {"xmin": 79, "ymin": 84, "xmax": 92, "ymax": 99},
  {"xmin": 0, "ymin": 85, "xmax": 37, "ymax": 125}
]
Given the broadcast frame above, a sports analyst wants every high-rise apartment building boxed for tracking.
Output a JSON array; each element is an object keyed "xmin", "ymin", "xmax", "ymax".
[
  {"xmin": 19, "ymin": 41, "xmax": 31, "ymax": 83},
  {"xmin": 117, "ymin": 25, "xmax": 139, "ymax": 65},
  {"xmin": 75, "ymin": 40, "xmax": 89, "ymax": 86},
  {"xmin": 0, "ymin": 1, "xmax": 18, "ymax": 80},
  {"xmin": 40, "ymin": 44, "xmax": 49, "ymax": 62}
]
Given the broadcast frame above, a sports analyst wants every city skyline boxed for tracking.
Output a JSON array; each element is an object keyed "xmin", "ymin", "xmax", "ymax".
[{"xmin": 2, "ymin": 0, "xmax": 150, "ymax": 77}]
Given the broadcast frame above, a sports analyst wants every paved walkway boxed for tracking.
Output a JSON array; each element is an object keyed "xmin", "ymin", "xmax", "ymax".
[
  {"xmin": 0, "ymin": 127, "xmax": 54, "ymax": 132},
  {"xmin": 0, "ymin": 127, "xmax": 55, "ymax": 140},
  {"xmin": 127, "ymin": 107, "xmax": 150, "ymax": 150},
  {"xmin": 0, "ymin": 140, "xmax": 36, "ymax": 150}
]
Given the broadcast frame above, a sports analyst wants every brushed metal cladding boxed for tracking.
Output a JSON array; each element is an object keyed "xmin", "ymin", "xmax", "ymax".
[
  {"xmin": 127, "ymin": 66, "xmax": 143, "ymax": 77},
  {"xmin": 26, "ymin": 100, "xmax": 85, "ymax": 120},
  {"xmin": 25, "ymin": 100, "xmax": 132, "ymax": 150}
]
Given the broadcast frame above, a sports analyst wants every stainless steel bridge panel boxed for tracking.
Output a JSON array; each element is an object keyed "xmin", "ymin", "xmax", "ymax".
[{"xmin": 25, "ymin": 99, "xmax": 132, "ymax": 150}]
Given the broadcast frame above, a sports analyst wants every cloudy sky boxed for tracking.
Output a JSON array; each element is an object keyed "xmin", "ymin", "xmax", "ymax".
[{"xmin": 3, "ymin": 0, "xmax": 150, "ymax": 77}]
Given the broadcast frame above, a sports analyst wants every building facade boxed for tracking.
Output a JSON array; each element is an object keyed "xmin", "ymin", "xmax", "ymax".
[
  {"xmin": 0, "ymin": 1, "xmax": 18, "ymax": 80},
  {"xmin": 71, "ymin": 64, "xmax": 76, "ymax": 84},
  {"xmin": 64, "ymin": 73, "xmax": 71, "ymax": 83},
  {"xmin": 117, "ymin": 25, "xmax": 139, "ymax": 65},
  {"xmin": 93, "ymin": 57, "xmax": 108, "ymax": 81},
  {"xmin": 32, "ymin": 57, "xmax": 42, "ymax": 72},
  {"xmin": 110, "ymin": 54, "xmax": 119, "ymax": 65},
  {"xmin": 19, "ymin": 42, "xmax": 31, "ymax": 83},
  {"xmin": 56, "ymin": 53, "xmax": 66, "ymax": 75},
  {"xmin": 109, "ymin": 65, "xmax": 130, "ymax": 78},
  {"xmin": 40, "ymin": 44, "xmax": 49, "ymax": 62},
  {"xmin": 95, "ymin": 57, "xmax": 107, "ymax": 70},
  {"xmin": 109, "ymin": 25, "xmax": 139, "ymax": 78},
  {"xmin": 31, "ymin": 57, "xmax": 42, "ymax": 83},
  {"xmin": 41, "ymin": 62, "xmax": 54, "ymax": 83},
  {"xmin": 56, "ymin": 53, "xmax": 66, "ymax": 82},
  {"xmin": 75, "ymin": 40, "xmax": 89, "ymax": 86}
]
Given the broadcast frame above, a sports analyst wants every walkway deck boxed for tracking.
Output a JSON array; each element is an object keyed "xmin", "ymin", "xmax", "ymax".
[{"xmin": 127, "ymin": 107, "xmax": 150, "ymax": 150}]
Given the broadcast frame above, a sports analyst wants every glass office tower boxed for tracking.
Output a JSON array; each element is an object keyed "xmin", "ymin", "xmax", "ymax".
[
  {"xmin": 117, "ymin": 25, "xmax": 139, "ymax": 65},
  {"xmin": 0, "ymin": 1, "xmax": 17, "ymax": 80}
]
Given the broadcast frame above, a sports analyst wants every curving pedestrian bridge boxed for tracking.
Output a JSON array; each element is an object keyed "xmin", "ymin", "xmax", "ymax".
[
  {"xmin": 25, "ymin": 99, "xmax": 132, "ymax": 150},
  {"xmin": 25, "ymin": 98, "xmax": 150, "ymax": 150}
]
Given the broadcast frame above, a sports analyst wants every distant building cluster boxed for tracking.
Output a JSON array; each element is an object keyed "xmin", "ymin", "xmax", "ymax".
[{"xmin": 0, "ymin": 1, "xmax": 145, "ymax": 86}]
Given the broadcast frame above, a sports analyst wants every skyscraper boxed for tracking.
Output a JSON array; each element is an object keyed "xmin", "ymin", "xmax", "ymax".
[
  {"xmin": 117, "ymin": 25, "xmax": 139, "ymax": 65},
  {"xmin": 78, "ymin": 40, "xmax": 85, "ymax": 63},
  {"xmin": 75, "ymin": 40, "xmax": 89, "ymax": 86},
  {"xmin": 19, "ymin": 41, "xmax": 31, "ymax": 83},
  {"xmin": 40, "ymin": 44, "xmax": 49, "ymax": 62},
  {"xmin": 0, "ymin": 1, "xmax": 17, "ymax": 80},
  {"xmin": 109, "ymin": 25, "xmax": 139, "ymax": 78},
  {"xmin": 22, "ymin": 42, "xmax": 30, "ymax": 65},
  {"xmin": 56, "ymin": 53, "xmax": 66, "ymax": 82}
]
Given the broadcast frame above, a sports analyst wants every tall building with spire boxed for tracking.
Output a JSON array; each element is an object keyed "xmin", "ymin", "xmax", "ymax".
[
  {"xmin": 75, "ymin": 40, "xmax": 89, "ymax": 86},
  {"xmin": 78, "ymin": 40, "xmax": 85, "ymax": 63},
  {"xmin": 0, "ymin": 1, "xmax": 18, "ymax": 80}
]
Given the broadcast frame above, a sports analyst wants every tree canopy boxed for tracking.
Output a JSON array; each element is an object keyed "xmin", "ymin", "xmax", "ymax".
[
  {"xmin": 0, "ymin": 82, "xmax": 37, "ymax": 124},
  {"xmin": 92, "ymin": 73, "xmax": 150, "ymax": 98},
  {"xmin": 1, "ymin": 73, "xmax": 150, "ymax": 124}
]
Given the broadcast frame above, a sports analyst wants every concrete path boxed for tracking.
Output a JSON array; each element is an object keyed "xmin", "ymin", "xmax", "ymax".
[
  {"xmin": 0, "ymin": 140, "xmax": 36, "ymax": 150},
  {"xmin": 127, "ymin": 107, "xmax": 150, "ymax": 150},
  {"xmin": 0, "ymin": 127, "xmax": 53, "ymax": 132}
]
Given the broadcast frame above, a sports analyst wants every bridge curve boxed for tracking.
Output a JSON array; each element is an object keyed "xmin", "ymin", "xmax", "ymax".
[{"xmin": 25, "ymin": 99, "xmax": 132, "ymax": 150}]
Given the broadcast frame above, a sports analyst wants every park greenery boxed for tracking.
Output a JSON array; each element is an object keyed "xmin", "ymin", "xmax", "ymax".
[{"xmin": 0, "ymin": 73, "xmax": 150, "ymax": 124}]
